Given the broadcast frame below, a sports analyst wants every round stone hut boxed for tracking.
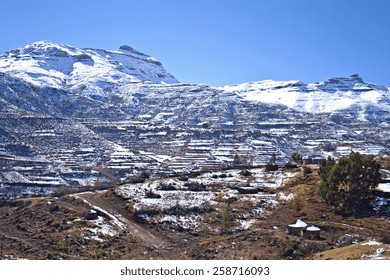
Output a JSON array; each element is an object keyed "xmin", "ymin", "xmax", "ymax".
[
  {"xmin": 304, "ymin": 225, "xmax": 321, "ymax": 239},
  {"xmin": 286, "ymin": 219, "xmax": 307, "ymax": 236}
]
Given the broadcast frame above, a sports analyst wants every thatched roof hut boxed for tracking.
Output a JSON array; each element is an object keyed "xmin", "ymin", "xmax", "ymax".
[
  {"xmin": 304, "ymin": 225, "xmax": 321, "ymax": 239},
  {"xmin": 286, "ymin": 219, "xmax": 307, "ymax": 236}
]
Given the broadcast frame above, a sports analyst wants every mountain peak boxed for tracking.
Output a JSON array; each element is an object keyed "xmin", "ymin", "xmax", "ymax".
[
  {"xmin": 0, "ymin": 41, "xmax": 179, "ymax": 88},
  {"xmin": 119, "ymin": 45, "xmax": 147, "ymax": 56},
  {"xmin": 323, "ymin": 74, "xmax": 364, "ymax": 86},
  {"xmin": 24, "ymin": 40, "xmax": 63, "ymax": 48},
  {"xmin": 14, "ymin": 41, "xmax": 81, "ymax": 56}
]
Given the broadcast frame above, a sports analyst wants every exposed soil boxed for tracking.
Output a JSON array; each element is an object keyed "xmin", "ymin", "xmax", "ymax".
[{"xmin": 0, "ymin": 166, "xmax": 389, "ymax": 260}]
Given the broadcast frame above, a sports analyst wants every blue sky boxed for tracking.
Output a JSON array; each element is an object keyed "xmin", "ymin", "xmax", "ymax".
[{"xmin": 1, "ymin": 0, "xmax": 389, "ymax": 86}]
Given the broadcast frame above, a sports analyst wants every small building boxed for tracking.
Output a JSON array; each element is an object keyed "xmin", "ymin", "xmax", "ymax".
[
  {"xmin": 85, "ymin": 209, "xmax": 98, "ymax": 220},
  {"xmin": 237, "ymin": 186, "xmax": 259, "ymax": 194},
  {"xmin": 302, "ymin": 156, "xmax": 325, "ymax": 165},
  {"xmin": 312, "ymin": 157, "xmax": 325, "ymax": 165},
  {"xmin": 302, "ymin": 156, "xmax": 312, "ymax": 165},
  {"xmin": 284, "ymin": 162, "xmax": 298, "ymax": 169},
  {"xmin": 286, "ymin": 219, "xmax": 307, "ymax": 236},
  {"xmin": 304, "ymin": 225, "xmax": 321, "ymax": 239},
  {"xmin": 287, "ymin": 219, "xmax": 322, "ymax": 239}
]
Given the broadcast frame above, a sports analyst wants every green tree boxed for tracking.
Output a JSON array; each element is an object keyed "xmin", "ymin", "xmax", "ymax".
[
  {"xmin": 318, "ymin": 152, "xmax": 381, "ymax": 214},
  {"xmin": 291, "ymin": 153, "xmax": 302, "ymax": 164},
  {"xmin": 268, "ymin": 153, "xmax": 276, "ymax": 165},
  {"xmin": 233, "ymin": 154, "xmax": 240, "ymax": 165},
  {"xmin": 221, "ymin": 201, "xmax": 232, "ymax": 233}
]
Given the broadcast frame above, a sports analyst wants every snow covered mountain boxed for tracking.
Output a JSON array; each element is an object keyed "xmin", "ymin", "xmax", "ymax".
[
  {"xmin": 219, "ymin": 74, "xmax": 390, "ymax": 121},
  {"xmin": 0, "ymin": 41, "xmax": 389, "ymax": 198},
  {"xmin": 0, "ymin": 41, "xmax": 178, "ymax": 90}
]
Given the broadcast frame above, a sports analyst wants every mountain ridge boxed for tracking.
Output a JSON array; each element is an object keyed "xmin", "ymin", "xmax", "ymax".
[
  {"xmin": 2, "ymin": 41, "xmax": 389, "ymax": 118},
  {"xmin": 218, "ymin": 74, "xmax": 390, "ymax": 114},
  {"xmin": 0, "ymin": 41, "xmax": 179, "ymax": 90},
  {"xmin": 0, "ymin": 41, "xmax": 389, "ymax": 198}
]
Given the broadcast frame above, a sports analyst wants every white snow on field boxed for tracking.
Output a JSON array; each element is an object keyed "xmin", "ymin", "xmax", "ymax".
[
  {"xmin": 377, "ymin": 183, "xmax": 390, "ymax": 193},
  {"xmin": 159, "ymin": 214, "xmax": 199, "ymax": 229},
  {"xmin": 119, "ymin": 186, "xmax": 217, "ymax": 211},
  {"xmin": 278, "ymin": 192, "xmax": 294, "ymax": 201},
  {"xmin": 362, "ymin": 248, "xmax": 388, "ymax": 260},
  {"xmin": 0, "ymin": 171, "xmax": 31, "ymax": 183},
  {"xmin": 84, "ymin": 216, "xmax": 118, "ymax": 242},
  {"xmin": 362, "ymin": 240, "xmax": 382, "ymax": 246},
  {"xmin": 239, "ymin": 219, "xmax": 256, "ymax": 230},
  {"xmin": 117, "ymin": 168, "xmax": 300, "ymax": 230}
]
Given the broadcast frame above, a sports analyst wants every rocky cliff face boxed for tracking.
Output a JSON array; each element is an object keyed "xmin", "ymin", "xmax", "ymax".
[{"xmin": 0, "ymin": 42, "xmax": 389, "ymax": 198}]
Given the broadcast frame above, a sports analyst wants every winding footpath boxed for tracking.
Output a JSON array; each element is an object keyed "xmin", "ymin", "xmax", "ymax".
[{"xmin": 73, "ymin": 192, "xmax": 166, "ymax": 249}]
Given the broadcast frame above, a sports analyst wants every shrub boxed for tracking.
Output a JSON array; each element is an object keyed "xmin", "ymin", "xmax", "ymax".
[
  {"xmin": 240, "ymin": 169, "xmax": 251, "ymax": 177},
  {"xmin": 220, "ymin": 205, "xmax": 232, "ymax": 232},
  {"xmin": 132, "ymin": 209, "xmax": 159, "ymax": 223},
  {"xmin": 303, "ymin": 166, "xmax": 312, "ymax": 177},
  {"xmin": 145, "ymin": 189, "xmax": 161, "ymax": 199},
  {"xmin": 158, "ymin": 183, "xmax": 176, "ymax": 191},
  {"xmin": 49, "ymin": 205, "xmax": 60, "ymax": 213},
  {"xmin": 178, "ymin": 176, "xmax": 189, "ymax": 181},
  {"xmin": 129, "ymin": 177, "xmax": 145, "ymax": 184},
  {"xmin": 139, "ymin": 170, "xmax": 150, "ymax": 179},
  {"xmin": 291, "ymin": 153, "xmax": 303, "ymax": 164},
  {"xmin": 293, "ymin": 198, "xmax": 302, "ymax": 212},
  {"xmin": 185, "ymin": 182, "xmax": 207, "ymax": 192},
  {"xmin": 265, "ymin": 164, "xmax": 278, "ymax": 171}
]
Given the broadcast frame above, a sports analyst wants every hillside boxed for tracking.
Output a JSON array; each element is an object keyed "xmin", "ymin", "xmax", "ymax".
[{"xmin": 0, "ymin": 165, "xmax": 389, "ymax": 260}]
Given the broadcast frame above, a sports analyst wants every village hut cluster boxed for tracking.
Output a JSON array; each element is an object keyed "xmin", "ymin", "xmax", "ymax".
[{"xmin": 286, "ymin": 219, "xmax": 321, "ymax": 239}]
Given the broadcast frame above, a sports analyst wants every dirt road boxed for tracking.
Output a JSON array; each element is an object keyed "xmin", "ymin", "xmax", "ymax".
[{"xmin": 73, "ymin": 192, "xmax": 166, "ymax": 249}]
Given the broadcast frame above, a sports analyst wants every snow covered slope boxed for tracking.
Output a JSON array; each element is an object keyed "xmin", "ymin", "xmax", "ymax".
[
  {"xmin": 0, "ymin": 41, "xmax": 178, "ymax": 91},
  {"xmin": 219, "ymin": 74, "xmax": 390, "ymax": 115},
  {"xmin": 1, "ymin": 41, "xmax": 390, "ymax": 198}
]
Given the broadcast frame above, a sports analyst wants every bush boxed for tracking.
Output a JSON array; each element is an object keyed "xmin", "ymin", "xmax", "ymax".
[
  {"xmin": 132, "ymin": 209, "xmax": 159, "ymax": 223},
  {"xmin": 52, "ymin": 186, "xmax": 75, "ymax": 197},
  {"xmin": 49, "ymin": 205, "xmax": 60, "ymax": 213},
  {"xmin": 185, "ymin": 182, "xmax": 207, "ymax": 192},
  {"xmin": 178, "ymin": 176, "xmax": 189, "ymax": 181},
  {"xmin": 318, "ymin": 152, "xmax": 381, "ymax": 214},
  {"xmin": 158, "ymin": 183, "xmax": 176, "ymax": 191},
  {"xmin": 139, "ymin": 170, "xmax": 150, "ymax": 180},
  {"xmin": 220, "ymin": 204, "xmax": 232, "ymax": 233},
  {"xmin": 240, "ymin": 169, "xmax": 251, "ymax": 177},
  {"xmin": 291, "ymin": 153, "xmax": 303, "ymax": 164},
  {"xmin": 303, "ymin": 166, "xmax": 312, "ymax": 177},
  {"xmin": 129, "ymin": 177, "xmax": 145, "ymax": 184},
  {"xmin": 145, "ymin": 189, "xmax": 161, "ymax": 199},
  {"xmin": 265, "ymin": 164, "xmax": 278, "ymax": 171},
  {"xmin": 293, "ymin": 198, "xmax": 302, "ymax": 212}
]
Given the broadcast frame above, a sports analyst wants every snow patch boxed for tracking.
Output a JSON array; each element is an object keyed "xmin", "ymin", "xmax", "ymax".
[{"xmin": 362, "ymin": 240, "xmax": 382, "ymax": 246}]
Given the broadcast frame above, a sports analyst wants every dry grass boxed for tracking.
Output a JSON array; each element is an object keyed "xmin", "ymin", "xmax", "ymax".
[{"xmin": 313, "ymin": 242, "xmax": 390, "ymax": 260}]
